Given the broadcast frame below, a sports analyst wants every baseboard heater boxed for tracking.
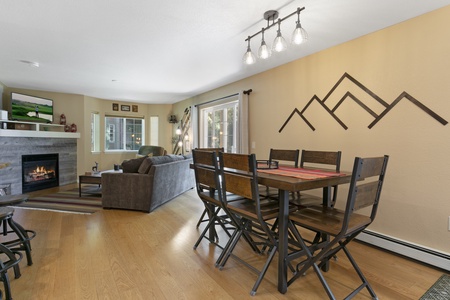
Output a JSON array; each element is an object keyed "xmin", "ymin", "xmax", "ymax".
[{"xmin": 357, "ymin": 230, "xmax": 450, "ymax": 272}]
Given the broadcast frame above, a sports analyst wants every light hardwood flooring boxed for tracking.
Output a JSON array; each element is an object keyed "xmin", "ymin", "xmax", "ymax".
[{"xmin": 3, "ymin": 184, "xmax": 446, "ymax": 299}]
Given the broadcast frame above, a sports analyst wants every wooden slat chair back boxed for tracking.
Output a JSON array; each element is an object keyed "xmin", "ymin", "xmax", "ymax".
[
  {"xmin": 295, "ymin": 150, "xmax": 342, "ymax": 207},
  {"xmin": 192, "ymin": 150, "xmax": 220, "ymax": 196},
  {"xmin": 195, "ymin": 147, "xmax": 224, "ymax": 154},
  {"xmin": 269, "ymin": 148, "xmax": 300, "ymax": 167},
  {"xmin": 300, "ymin": 150, "xmax": 341, "ymax": 169},
  {"xmin": 287, "ymin": 155, "xmax": 389, "ymax": 299},
  {"xmin": 217, "ymin": 152, "xmax": 283, "ymax": 296}
]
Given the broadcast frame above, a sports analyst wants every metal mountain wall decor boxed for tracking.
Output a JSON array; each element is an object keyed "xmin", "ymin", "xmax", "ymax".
[{"xmin": 279, "ymin": 73, "xmax": 448, "ymax": 132}]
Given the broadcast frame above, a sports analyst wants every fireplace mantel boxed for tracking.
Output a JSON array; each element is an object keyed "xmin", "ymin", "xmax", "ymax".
[
  {"xmin": 0, "ymin": 120, "xmax": 80, "ymax": 138},
  {"xmin": 0, "ymin": 128, "xmax": 80, "ymax": 138}
]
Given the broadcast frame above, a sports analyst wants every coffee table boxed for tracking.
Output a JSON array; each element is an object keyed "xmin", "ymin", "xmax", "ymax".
[
  {"xmin": 78, "ymin": 174, "xmax": 101, "ymax": 197},
  {"xmin": 78, "ymin": 170, "xmax": 122, "ymax": 197}
]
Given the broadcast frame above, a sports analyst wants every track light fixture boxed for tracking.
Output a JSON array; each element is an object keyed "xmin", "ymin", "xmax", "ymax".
[{"xmin": 243, "ymin": 7, "xmax": 307, "ymax": 65}]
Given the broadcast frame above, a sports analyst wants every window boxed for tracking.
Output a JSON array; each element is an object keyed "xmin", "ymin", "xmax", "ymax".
[
  {"xmin": 105, "ymin": 116, "xmax": 144, "ymax": 151},
  {"xmin": 200, "ymin": 99, "xmax": 239, "ymax": 153},
  {"xmin": 90, "ymin": 112, "xmax": 100, "ymax": 152}
]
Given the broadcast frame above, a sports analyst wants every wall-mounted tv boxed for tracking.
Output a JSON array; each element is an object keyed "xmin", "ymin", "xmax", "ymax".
[{"xmin": 11, "ymin": 92, "xmax": 53, "ymax": 123}]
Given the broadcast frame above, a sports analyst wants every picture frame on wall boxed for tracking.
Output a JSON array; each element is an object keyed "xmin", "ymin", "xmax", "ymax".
[
  {"xmin": 121, "ymin": 105, "xmax": 131, "ymax": 112},
  {"xmin": 132, "ymin": 105, "xmax": 138, "ymax": 112},
  {"xmin": 112, "ymin": 103, "xmax": 119, "ymax": 111}
]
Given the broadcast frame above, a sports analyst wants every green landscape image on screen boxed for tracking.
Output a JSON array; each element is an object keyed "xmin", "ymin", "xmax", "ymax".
[{"xmin": 11, "ymin": 95, "xmax": 53, "ymax": 123}]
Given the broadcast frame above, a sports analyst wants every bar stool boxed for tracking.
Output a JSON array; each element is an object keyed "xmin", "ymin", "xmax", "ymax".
[
  {"xmin": 0, "ymin": 207, "xmax": 35, "ymax": 266},
  {"xmin": 0, "ymin": 209, "xmax": 23, "ymax": 300},
  {"xmin": 0, "ymin": 195, "xmax": 36, "ymax": 266}
]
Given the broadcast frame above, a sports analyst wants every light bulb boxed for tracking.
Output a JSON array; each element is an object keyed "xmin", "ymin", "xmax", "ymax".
[
  {"xmin": 257, "ymin": 29, "xmax": 271, "ymax": 59},
  {"xmin": 291, "ymin": 22, "xmax": 308, "ymax": 45},
  {"xmin": 175, "ymin": 128, "xmax": 181, "ymax": 135},
  {"xmin": 243, "ymin": 47, "xmax": 256, "ymax": 65},
  {"xmin": 273, "ymin": 29, "xmax": 287, "ymax": 52},
  {"xmin": 243, "ymin": 37, "xmax": 256, "ymax": 65}
]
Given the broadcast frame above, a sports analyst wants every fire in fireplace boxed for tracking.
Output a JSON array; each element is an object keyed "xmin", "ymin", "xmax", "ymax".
[{"xmin": 22, "ymin": 153, "xmax": 59, "ymax": 193}]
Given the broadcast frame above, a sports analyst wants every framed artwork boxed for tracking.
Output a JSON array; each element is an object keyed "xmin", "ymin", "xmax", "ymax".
[
  {"xmin": 121, "ymin": 105, "xmax": 131, "ymax": 112},
  {"xmin": 132, "ymin": 105, "xmax": 138, "ymax": 112},
  {"xmin": 112, "ymin": 103, "xmax": 119, "ymax": 111}
]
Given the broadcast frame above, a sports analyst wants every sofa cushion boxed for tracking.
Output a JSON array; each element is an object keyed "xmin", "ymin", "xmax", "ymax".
[
  {"xmin": 121, "ymin": 156, "xmax": 146, "ymax": 173},
  {"xmin": 148, "ymin": 155, "xmax": 175, "ymax": 166},
  {"xmin": 138, "ymin": 157, "xmax": 153, "ymax": 174},
  {"xmin": 167, "ymin": 154, "xmax": 185, "ymax": 162}
]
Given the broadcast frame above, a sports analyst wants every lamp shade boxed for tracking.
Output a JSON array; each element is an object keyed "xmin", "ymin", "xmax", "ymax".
[
  {"xmin": 258, "ymin": 40, "xmax": 271, "ymax": 59},
  {"xmin": 273, "ymin": 30, "xmax": 287, "ymax": 52},
  {"xmin": 243, "ymin": 46, "xmax": 256, "ymax": 65},
  {"xmin": 291, "ymin": 22, "xmax": 308, "ymax": 45}
]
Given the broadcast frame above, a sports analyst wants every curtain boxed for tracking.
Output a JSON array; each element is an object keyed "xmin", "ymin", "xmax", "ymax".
[
  {"xmin": 191, "ymin": 104, "xmax": 198, "ymax": 150},
  {"xmin": 239, "ymin": 91, "xmax": 249, "ymax": 154}
]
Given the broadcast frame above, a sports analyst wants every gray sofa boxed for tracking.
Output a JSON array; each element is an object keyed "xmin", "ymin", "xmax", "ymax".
[{"xmin": 102, "ymin": 154, "xmax": 194, "ymax": 213}]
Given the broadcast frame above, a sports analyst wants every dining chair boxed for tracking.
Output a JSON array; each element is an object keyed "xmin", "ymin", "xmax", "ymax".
[
  {"xmin": 191, "ymin": 149, "xmax": 234, "ymax": 250},
  {"xmin": 294, "ymin": 150, "xmax": 342, "ymax": 208},
  {"xmin": 193, "ymin": 147, "xmax": 225, "ymax": 229},
  {"xmin": 216, "ymin": 152, "xmax": 293, "ymax": 295},
  {"xmin": 286, "ymin": 155, "xmax": 389, "ymax": 299},
  {"xmin": 260, "ymin": 148, "xmax": 300, "ymax": 199}
]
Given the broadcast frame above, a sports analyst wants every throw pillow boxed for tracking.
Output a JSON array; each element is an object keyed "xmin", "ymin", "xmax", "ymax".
[
  {"xmin": 138, "ymin": 157, "xmax": 153, "ymax": 174},
  {"xmin": 121, "ymin": 156, "xmax": 146, "ymax": 173}
]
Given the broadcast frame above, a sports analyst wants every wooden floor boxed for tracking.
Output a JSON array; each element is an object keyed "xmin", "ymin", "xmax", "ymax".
[{"xmin": 3, "ymin": 184, "xmax": 446, "ymax": 299}]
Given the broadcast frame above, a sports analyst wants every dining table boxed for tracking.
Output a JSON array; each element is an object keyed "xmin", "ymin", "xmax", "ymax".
[{"xmin": 256, "ymin": 166, "xmax": 352, "ymax": 294}]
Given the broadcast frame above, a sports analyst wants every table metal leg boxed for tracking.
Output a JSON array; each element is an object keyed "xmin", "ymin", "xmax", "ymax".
[
  {"xmin": 321, "ymin": 186, "xmax": 331, "ymax": 272},
  {"xmin": 277, "ymin": 189, "xmax": 289, "ymax": 294}
]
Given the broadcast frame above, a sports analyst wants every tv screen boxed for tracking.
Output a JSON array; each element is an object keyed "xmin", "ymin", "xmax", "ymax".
[{"xmin": 11, "ymin": 92, "xmax": 53, "ymax": 123}]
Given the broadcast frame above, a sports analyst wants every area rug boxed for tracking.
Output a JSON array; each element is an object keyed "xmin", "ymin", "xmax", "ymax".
[
  {"xmin": 16, "ymin": 186, "xmax": 102, "ymax": 214},
  {"xmin": 420, "ymin": 274, "xmax": 450, "ymax": 300}
]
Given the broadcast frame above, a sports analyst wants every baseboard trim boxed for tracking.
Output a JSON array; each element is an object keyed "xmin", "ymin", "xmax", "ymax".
[{"xmin": 357, "ymin": 230, "xmax": 450, "ymax": 271}]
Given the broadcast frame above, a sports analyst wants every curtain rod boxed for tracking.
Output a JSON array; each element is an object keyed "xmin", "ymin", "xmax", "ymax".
[{"xmin": 195, "ymin": 93, "xmax": 240, "ymax": 107}]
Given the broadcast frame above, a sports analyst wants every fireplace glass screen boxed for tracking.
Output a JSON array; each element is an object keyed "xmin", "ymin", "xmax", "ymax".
[{"xmin": 22, "ymin": 153, "xmax": 59, "ymax": 193}]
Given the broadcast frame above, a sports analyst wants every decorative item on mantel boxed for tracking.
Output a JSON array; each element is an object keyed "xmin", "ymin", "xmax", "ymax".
[
  {"xmin": 60, "ymin": 113, "xmax": 66, "ymax": 125},
  {"xmin": 64, "ymin": 124, "xmax": 71, "ymax": 132},
  {"xmin": 70, "ymin": 123, "xmax": 77, "ymax": 132}
]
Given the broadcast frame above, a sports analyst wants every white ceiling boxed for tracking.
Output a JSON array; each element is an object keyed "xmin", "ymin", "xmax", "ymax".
[{"xmin": 1, "ymin": 0, "xmax": 450, "ymax": 104}]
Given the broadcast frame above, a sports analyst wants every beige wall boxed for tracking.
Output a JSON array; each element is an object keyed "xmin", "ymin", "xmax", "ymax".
[
  {"xmin": 1, "ymin": 88, "xmax": 174, "ymax": 178},
  {"xmin": 173, "ymin": 6, "xmax": 450, "ymax": 254},
  {"xmin": 82, "ymin": 97, "xmax": 173, "ymax": 172}
]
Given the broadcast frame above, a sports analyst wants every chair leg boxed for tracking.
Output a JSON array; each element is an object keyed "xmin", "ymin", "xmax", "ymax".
[
  {"xmin": 342, "ymin": 244, "xmax": 377, "ymax": 299},
  {"xmin": 215, "ymin": 228, "xmax": 239, "ymax": 267},
  {"xmin": 218, "ymin": 228, "xmax": 244, "ymax": 269},
  {"xmin": 0, "ymin": 268, "xmax": 12, "ymax": 300},
  {"xmin": 0, "ymin": 243, "xmax": 22, "ymax": 300},
  {"xmin": 196, "ymin": 208, "xmax": 208, "ymax": 228},
  {"xmin": 250, "ymin": 245, "xmax": 277, "ymax": 296}
]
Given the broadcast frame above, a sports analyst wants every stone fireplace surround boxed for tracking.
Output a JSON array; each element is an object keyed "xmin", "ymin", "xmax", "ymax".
[{"xmin": 0, "ymin": 137, "xmax": 77, "ymax": 195}]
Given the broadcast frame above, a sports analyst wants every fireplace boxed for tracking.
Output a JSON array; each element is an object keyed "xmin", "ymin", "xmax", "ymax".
[{"xmin": 22, "ymin": 153, "xmax": 59, "ymax": 193}]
